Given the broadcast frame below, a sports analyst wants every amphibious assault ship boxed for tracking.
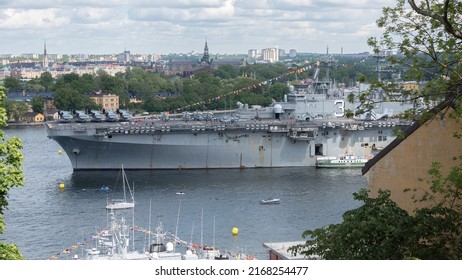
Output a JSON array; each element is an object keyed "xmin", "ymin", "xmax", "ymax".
[{"xmin": 46, "ymin": 59, "xmax": 415, "ymax": 171}]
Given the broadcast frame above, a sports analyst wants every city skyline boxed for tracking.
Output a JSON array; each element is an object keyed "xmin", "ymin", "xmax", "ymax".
[{"xmin": 0, "ymin": 1, "xmax": 395, "ymax": 55}]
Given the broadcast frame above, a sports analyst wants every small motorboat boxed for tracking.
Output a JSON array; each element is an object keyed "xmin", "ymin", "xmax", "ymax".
[
  {"xmin": 176, "ymin": 192, "xmax": 185, "ymax": 195},
  {"xmin": 260, "ymin": 198, "xmax": 280, "ymax": 205}
]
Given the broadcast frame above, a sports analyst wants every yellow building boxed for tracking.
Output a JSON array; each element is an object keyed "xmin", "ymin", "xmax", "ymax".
[
  {"xmin": 22, "ymin": 112, "xmax": 45, "ymax": 123},
  {"xmin": 362, "ymin": 101, "xmax": 462, "ymax": 213},
  {"xmin": 401, "ymin": 81, "xmax": 419, "ymax": 92},
  {"xmin": 90, "ymin": 93, "xmax": 119, "ymax": 111}
]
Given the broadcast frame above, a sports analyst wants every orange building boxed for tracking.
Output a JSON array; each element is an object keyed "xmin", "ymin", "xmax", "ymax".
[{"xmin": 22, "ymin": 112, "xmax": 45, "ymax": 123}]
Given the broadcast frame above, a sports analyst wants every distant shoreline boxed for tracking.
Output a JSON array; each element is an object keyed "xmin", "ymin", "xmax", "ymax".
[{"xmin": 4, "ymin": 122, "xmax": 45, "ymax": 128}]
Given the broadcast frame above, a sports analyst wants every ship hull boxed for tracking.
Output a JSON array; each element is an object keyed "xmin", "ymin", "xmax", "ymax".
[
  {"xmin": 46, "ymin": 120, "xmax": 403, "ymax": 171},
  {"xmin": 50, "ymin": 134, "xmax": 314, "ymax": 170}
]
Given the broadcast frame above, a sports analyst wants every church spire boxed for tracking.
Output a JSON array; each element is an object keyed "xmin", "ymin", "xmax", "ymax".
[
  {"xmin": 43, "ymin": 39, "xmax": 49, "ymax": 68},
  {"xmin": 200, "ymin": 38, "xmax": 210, "ymax": 64}
]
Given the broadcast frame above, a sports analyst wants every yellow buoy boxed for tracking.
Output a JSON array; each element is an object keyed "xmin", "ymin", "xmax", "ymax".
[
  {"xmin": 59, "ymin": 183, "xmax": 65, "ymax": 189},
  {"xmin": 58, "ymin": 150, "xmax": 62, "ymax": 154},
  {"xmin": 232, "ymin": 227, "xmax": 239, "ymax": 235}
]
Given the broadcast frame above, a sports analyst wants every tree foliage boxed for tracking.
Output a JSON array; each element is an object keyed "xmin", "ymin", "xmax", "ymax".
[
  {"xmin": 5, "ymin": 100, "xmax": 29, "ymax": 122},
  {"xmin": 0, "ymin": 84, "xmax": 25, "ymax": 260},
  {"xmin": 290, "ymin": 163, "xmax": 462, "ymax": 260},
  {"xmin": 213, "ymin": 64, "xmax": 239, "ymax": 79},
  {"xmin": 290, "ymin": 189, "xmax": 413, "ymax": 260},
  {"xmin": 52, "ymin": 87, "xmax": 99, "ymax": 111},
  {"xmin": 366, "ymin": 0, "xmax": 462, "ymax": 118},
  {"xmin": 39, "ymin": 71, "xmax": 54, "ymax": 91},
  {"xmin": 3, "ymin": 77, "xmax": 22, "ymax": 92},
  {"xmin": 31, "ymin": 96, "xmax": 45, "ymax": 114},
  {"xmin": 4, "ymin": 57, "xmax": 385, "ymax": 115}
]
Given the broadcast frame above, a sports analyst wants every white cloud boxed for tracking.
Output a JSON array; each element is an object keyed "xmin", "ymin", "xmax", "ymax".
[
  {"xmin": 0, "ymin": 0, "xmax": 398, "ymax": 54},
  {"xmin": 0, "ymin": 8, "xmax": 68, "ymax": 29}
]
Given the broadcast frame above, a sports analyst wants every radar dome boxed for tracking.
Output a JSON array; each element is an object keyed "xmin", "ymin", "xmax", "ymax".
[{"xmin": 274, "ymin": 104, "xmax": 284, "ymax": 113}]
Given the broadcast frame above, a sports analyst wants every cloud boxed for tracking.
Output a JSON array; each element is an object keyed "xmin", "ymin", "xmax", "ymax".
[
  {"xmin": 129, "ymin": 7, "xmax": 235, "ymax": 24},
  {"xmin": 0, "ymin": 8, "xmax": 68, "ymax": 29},
  {"xmin": 0, "ymin": 0, "xmax": 397, "ymax": 54}
]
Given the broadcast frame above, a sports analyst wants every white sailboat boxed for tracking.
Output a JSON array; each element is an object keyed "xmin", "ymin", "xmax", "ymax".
[{"xmin": 106, "ymin": 165, "xmax": 135, "ymax": 210}]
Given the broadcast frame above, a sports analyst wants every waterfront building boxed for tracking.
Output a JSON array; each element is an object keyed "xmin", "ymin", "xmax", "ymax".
[
  {"xmin": 90, "ymin": 92, "xmax": 119, "ymax": 111},
  {"xmin": 22, "ymin": 112, "xmax": 45, "ymax": 123}
]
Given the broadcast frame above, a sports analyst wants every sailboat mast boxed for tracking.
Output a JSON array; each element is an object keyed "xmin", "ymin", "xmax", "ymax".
[
  {"xmin": 132, "ymin": 201, "xmax": 135, "ymax": 252},
  {"xmin": 121, "ymin": 164, "xmax": 127, "ymax": 201},
  {"xmin": 200, "ymin": 208, "xmax": 203, "ymax": 251},
  {"xmin": 174, "ymin": 199, "xmax": 181, "ymax": 252},
  {"xmin": 213, "ymin": 215, "xmax": 216, "ymax": 248},
  {"xmin": 148, "ymin": 198, "xmax": 152, "ymax": 250}
]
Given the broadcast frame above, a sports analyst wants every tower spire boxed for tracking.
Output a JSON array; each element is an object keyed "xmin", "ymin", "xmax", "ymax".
[
  {"xmin": 200, "ymin": 38, "xmax": 210, "ymax": 64},
  {"xmin": 43, "ymin": 39, "xmax": 49, "ymax": 68}
]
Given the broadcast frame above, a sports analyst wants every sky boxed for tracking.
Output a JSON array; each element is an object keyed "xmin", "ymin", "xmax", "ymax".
[{"xmin": 0, "ymin": 0, "xmax": 397, "ymax": 55}]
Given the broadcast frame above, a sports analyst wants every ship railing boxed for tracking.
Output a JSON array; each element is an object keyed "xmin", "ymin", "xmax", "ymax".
[{"xmin": 47, "ymin": 118, "xmax": 413, "ymax": 136}]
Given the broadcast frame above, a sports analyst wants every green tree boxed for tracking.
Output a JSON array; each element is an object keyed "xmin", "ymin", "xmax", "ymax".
[
  {"xmin": 213, "ymin": 64, "xmax": 239, "ymax": 79},
  {"xmin": 53, "ymin": 88, "xmax": 98, "ymax": 111},
  {"xmin": 406, "ymin": 160, "xmax": 462, "ymax": 259},
  {"xmin": 300, "ymin": 189, "xmax": 410, "ymax": 260},
  {"xmin": 5, "ymin": 100, "xmax": 29, "ymax": 122},
  {"xmin": 3, "ymin": 77, "xmax": 22, "ymax": 92},
  {"xmin": 31, "ymin": 96, "xmax": 45, "ymax": 114},
  {"xmin": 39, "ymin": 72, "xmax": 54, "ymax": 91},
  {"xmin": 0, "ymin": 84, "xmax": 25, "ymax": 260},
  {"xmin": 290, "ymin": 162, "xmax": 462, "ymax": 260},
  {"xmin": 76, "ymin": 73, "xmax": 97, "ymax": 94},
  {"xmin": 363, "ymin": 0, "xmax": 462, "ymax": 117},
  {"xmin": 268, "ymin": 82, "xmax": 290, "ymax": 102},
  {"xmin": 96, "ymin": 70, "xmax": 126, "ymax": 95},
  {"xmin": 240, "ymin": 63, "xmax": 288, "ymax": 80},
  {"xmin": 290, "ymin": 189, "xmax": 413, "ymax": 260},
  {"xmin": 24, "ymin": 79, "xmax": 45, "ymax": 92}
]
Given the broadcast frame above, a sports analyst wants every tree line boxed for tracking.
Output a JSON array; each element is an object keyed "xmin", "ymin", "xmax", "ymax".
[{"xmin": 2, "ymin": 57, "xmax": 382, "ymax": 119}]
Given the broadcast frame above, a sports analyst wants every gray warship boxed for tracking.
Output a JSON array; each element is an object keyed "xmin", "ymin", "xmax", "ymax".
[{"xmin": 46, "ymin": 58, "xmax": 415, "ymax": 171}]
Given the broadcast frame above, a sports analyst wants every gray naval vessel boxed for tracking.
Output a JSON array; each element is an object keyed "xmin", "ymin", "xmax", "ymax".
[{"xmin": 46, "ymin": 61, "xmax": 415, "ymax": 171}]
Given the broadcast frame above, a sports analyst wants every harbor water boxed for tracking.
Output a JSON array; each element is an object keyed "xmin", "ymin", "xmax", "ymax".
[{"xmin": 1, "ymin": 126, "xmax": 367, "ymax": 260}]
